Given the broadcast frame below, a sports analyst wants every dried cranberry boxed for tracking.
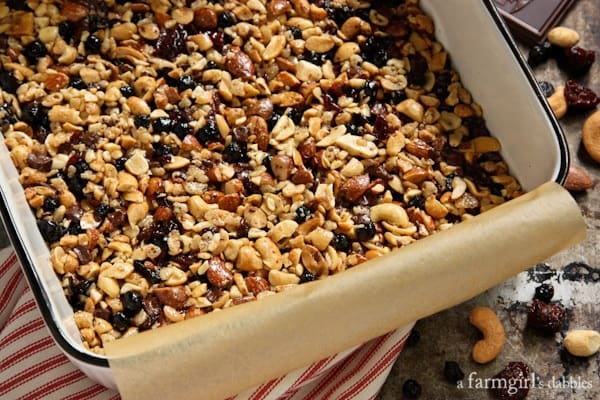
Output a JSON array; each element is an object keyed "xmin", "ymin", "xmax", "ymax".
[
  {"xmin": 490, "ymin": 362, "xmax": 530, "ymax": 400},
  {"xmin": 564, "ymin": 80, "xmax": 600, "ymax": 111},
  {"xmin": 558, "ymin": 46, "xmax": 596, "ymax": 76},
  {"xmin": 527, "ymin": 299, "xmax": 565, "ymax": 333},
  {"xmin": 533, "ymin": 283, "xmax": 554, "ymax": 303}
]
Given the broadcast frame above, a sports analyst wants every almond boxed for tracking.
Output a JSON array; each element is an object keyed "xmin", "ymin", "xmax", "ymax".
[
  {"xmin": 564, "ymin": 164, "xmax": 593, "ymax": 192},
  {"xmin": 193, "ymin": 8, "xmax": 218, "ymax": 31},
  {"xmin": 339, "ymin": 174, "xmax": 370, "ymax": 202},
  {"xmin": 153, "ymin": 286, "xmax": 188, "ymax": 309},
  {"xmin": 245, "ymin": 276, "xmax": 270, "ymax": 295},
  {"xmin": 225, "ymin": 46, "xmax": 256, "ymax": 80},
  {"xmin": 206, "ymin": 257, "xmax": 233, "ymax": 288},
  {"xmin": 62, "ymin": 1, "xmax": 88, "ymax": 22}
]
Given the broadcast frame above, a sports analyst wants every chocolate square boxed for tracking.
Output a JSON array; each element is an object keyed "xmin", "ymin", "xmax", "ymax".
[{"xmin": 494, "ymin": 0, "xmax": 576, "ymax": 44}]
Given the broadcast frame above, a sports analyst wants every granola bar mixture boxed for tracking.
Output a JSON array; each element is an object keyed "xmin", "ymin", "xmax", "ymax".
[{"xmin": 0, "ymin": 0, "xmax": 522, "ymax": 353}]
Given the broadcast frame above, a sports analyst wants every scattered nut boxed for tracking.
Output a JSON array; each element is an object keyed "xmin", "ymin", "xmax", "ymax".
[
  {"xmin": 548, "ymin": 85, "xmax": 567, "ymax": 119},
  {"xmin": 564, "ymin": 164, "xmax": 593, "ymax": 191},
  {"xmin": 469, "ymin": 306, "xmax": 505, "ymax": 364},
  {"xmin": 547, "ymin": 26, "xmax": 580, "ymax": 48},
  {"xmin": 563, "ymin": 330, "xmax": 600, "ymax": 357}
]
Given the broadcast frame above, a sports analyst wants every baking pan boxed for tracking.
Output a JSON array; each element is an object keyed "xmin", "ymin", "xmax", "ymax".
[{"xmin": 0, "ymin": 0, "xmax": 569, "ymax": 390}]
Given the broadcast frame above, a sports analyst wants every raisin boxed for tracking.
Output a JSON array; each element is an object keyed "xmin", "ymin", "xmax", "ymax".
[
  {"xmin": 537, "ymin": 81, "xmax": 555, "ymax": 97},
  {"xmin": 563, "ymin": 79, "xmax": 600, "ymax": 111},
  {"xmin": 533, "ymin": 283, "xmax": 554, "ymax": 303},
  {"xmin": 444, "ymin": 361, "xmax": 465, "ymax": 383},
  {"xmin": 197, "ymin": 118, "xmax": 220, "ymax": 144},
  {"xmin": 527, "ymin": 298, "xmax": 565, "ymax": 333},
  {"xmin": 21, "ymin": 102, "xmax": 49, "ymax": 128},
  {"xmin": 294, "ymin": 205, "xmax": 312, "ymax": 223},
  {"xmin": 408, "ymin": 194, "xmax": 425, "ymax": 209},
  {"xmin": 490, "ymin": 362, "xmax": 530, "ymax": 400},
  {"xmin": 23, "ymin": 40, "xmax": 48, "ymax": 64},
  {"xmin": 402, "ymin": 379, "xmax": 422, "ymax": 399},
  {"xmin": 527, "ymin": 41, "xmax": 553, "ymax": 67},
  {"xmin": 94, "ymin": 204, "xmax": 112, "ymax": 220},
  {"xmin": 134, "ymin": 260, "xmax": 162, "ymax": 284},
  {"xmin": 332, "ymin": 233, "xmax": 351, "ymax": 253},
  {"xmin": 558, "ymin": 46, "xmax": 596, "ymax": 77},
  {"xmin": 37, "ymin": 220, "xmax": 65, "ymax": 242}
]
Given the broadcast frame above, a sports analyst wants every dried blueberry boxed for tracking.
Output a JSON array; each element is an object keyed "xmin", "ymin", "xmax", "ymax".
[
  {"xmin": 363, "ymin": 80, "xmax": 378, "ymax": 100},
  {"xmin": 490, "ymin": 362, "xmax": 530, "ymax": 400},
  {"xmin": 361, "ymin": 36, "xmax": 392, "ymax": 68},
  {"xmin": 85, "ymin": 34, "xmax": 102, "ymax": 53},
  {"xmin": 69, "ymin": 76, "xmax": 87, "ymax": 90},
  {"xmin": 355, "ymin": 221, "xmax": 376, "ymax": 241},
  {"xmin": 134, "ymin": 260, "xmax": 162, "ymax": 284},
  {"xmin": 7, "ymin": 0, "xmax": 31, "ymax": 10},
  {"xmin": 267, "ymin": 111, "xmax": 282, "ymax": 130},
  {"xmin": 405, "ymin": 329, "xmax": 420, "ymax": 347},
  {"xmin": 331, "ymin": 6, "xmax": 352, "ymax": 26},
  {"xmin": 205, "ymin": 60, "xmax": 219, "ymax": 70},
  {"xmin": 332, "ymin": 233, "xmax": 351, "ymax": 253},
  {"xmin": 119, "ymin": 85, "xmax": 135, "ymax": 98},
  {"xmin": 177, "ymin": 75, "xmax": 196, "ymax": 91},
  {"xmin": 299, "ymin": 269, "xmax": 316, "ymax": 283},
  {"xmin": 537, "ymin": 81, "xmax": 555, "ymax": 97},
  {"xmin": 302, "ymin": 51, "xmax": 323, "ymax": 65},
  {"xmin": 0, "ymin": 71, "xmax": 19, "ymax": 94},
  {"xmin": 94, "ymin": 204, "xmax": 111, "ymax": 220},
  {"xmin": 197, "ymin": 119, "xmax": 220, "ymax": 144},
  {"xmin": 533, "ymin": 283, "xmax": 554, "ymax": 303},
  {"xmin": 37, "ymin": 220, "xmax": 65, "ymax": 242},
  {"xmin": 21, "ymin": 102, "xmax": 48, "ymax": 128},
  {"xmin": 527, "ymin": 298, "xmax": 565, "ymax": 333},
  {"xmin": 444, "ymin": 361, "xmax": 465, "ymax": 383},
  {"xmin": 287, "ymin": 107, "xmax": 304, "ymax": 125},
  {"xmin": 122, "ymin": 291, "xmax": 144, "ymax": 316},
  {"xmin": 134, "ymin": 114, "xmax": 151, "ymax": 128},
  {"xmin": 114, "ymin": 157, "xmax": 128, "ymax": 171},
  {"xmin": 295, "ymin": 205, "xmax": 312, "ymax": 223},
  {"xmin": 58, "ymin": 21, "xmax": 76, "ymax": 40},
  {"xmin": 218, "ymin": 11, "xmax": 235, "ymax": 28},
  {"xmin": 289, "ymin": 26, "xmax": 302, "ymax": 40},
  {"xmin": 527, "ymin": 41, "xmax": 553, "ymax": 67},
  {"xmin": 111, "ymin": 312, "xmax": 129, "ymax": 332},
  {"xmin": 43, "ymin": 197, "xmax": 59, "ymax": 212},
  {"xmin": 23, "ymin": 40, "xmax": 48, "ymax": 64},
  {"xmin": 402, "ymin": 379, "xmax": 422, "ymax": 399},
  {"xmin": 408, "ymin": 194, "xmax": 425, "ymax": 209},
  {"xmin": 564, "ymin": 79, "xmax": 600, "ymax": 111},
  {"xmin": 558, "ymin": 46, "xmax": 596, "ymax": 76},
  {"xmin": 223, "ymin": 141, "xmax": 249, "ymax": 163},
  {"xmin": 152, "ymin": 117, "xmax": 173, "ymax": 133}
]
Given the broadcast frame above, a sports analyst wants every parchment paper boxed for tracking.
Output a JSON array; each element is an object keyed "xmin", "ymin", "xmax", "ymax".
[{"xmin": 106, "ymin": 182, "xmax": 586, "ymax": 400}]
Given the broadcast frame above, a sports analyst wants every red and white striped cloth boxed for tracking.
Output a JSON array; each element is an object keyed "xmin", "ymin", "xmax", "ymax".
[{"xmin": 0, "ymin": 247, "xmax": 412, "ymax": 400}]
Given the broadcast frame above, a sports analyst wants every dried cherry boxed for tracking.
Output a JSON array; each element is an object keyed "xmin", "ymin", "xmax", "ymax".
[
  {"xmin": 564, "ymin": 80, "xmax": 600, "ymax": 111},
  {"xmin": 558, "ymin": 46, "xmax": 596, "ymax": 76},
  {"xmin": 490, "ymin": 362, "xmax": 530, "ymax": 400},
  {"xmin": 527, "ymin": 298, "xmax": 565, "ymax": 333}
]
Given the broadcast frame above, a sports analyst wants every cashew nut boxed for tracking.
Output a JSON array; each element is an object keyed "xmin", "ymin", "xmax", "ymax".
[
  {"xmin": 563, "ymin": 330, "xmax": 600, "ymax": 357},
  {"xmin": 469, "ymin": 306, "xmax": 505, "ymax": 364},
  {"xmin": 548, "ymin": 85, "xmax": 567, "ymax": 119},
  {"xmin": 370, "ymin": 203, "xmax": 410, "ymax": 227},
  {"xmin": 547, "ymin": 26, "xmax": 580, "ymax": 48}
]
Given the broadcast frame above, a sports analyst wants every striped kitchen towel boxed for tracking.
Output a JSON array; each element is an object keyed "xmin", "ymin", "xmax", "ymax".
[{"xmin": 0, "ymin": 247, "xmax": 412, "ymax": 400}]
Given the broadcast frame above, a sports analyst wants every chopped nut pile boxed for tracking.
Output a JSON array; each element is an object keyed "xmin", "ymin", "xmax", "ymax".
[{"xmin": 0, "ymin": 0, "xmax": 522, "ymax": 353}]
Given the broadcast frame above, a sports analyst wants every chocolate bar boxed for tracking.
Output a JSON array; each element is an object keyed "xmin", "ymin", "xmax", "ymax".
[{"xmin": 494, "ymin": 0, "xmax": 576, "ymax": 44}]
